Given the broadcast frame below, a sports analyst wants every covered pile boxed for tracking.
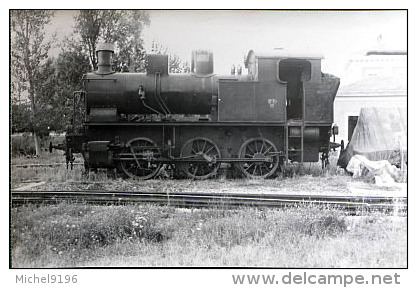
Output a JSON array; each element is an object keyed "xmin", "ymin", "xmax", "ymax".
[{"xmin": 338, "ymin": 107, "xmax": 407, "ymax": 185}]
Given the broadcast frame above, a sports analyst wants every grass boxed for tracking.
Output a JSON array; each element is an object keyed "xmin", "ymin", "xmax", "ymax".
[
  {"xmin": 11, "ymin": 151, "xmax": 340, "ymax": 181},
  {"xmin": 11, "ymin": 202, "xmax": 406, "ymax": 268},
  {"xmin": 11, "ymin": 152, "xmax": 85, "ymax": 186}
]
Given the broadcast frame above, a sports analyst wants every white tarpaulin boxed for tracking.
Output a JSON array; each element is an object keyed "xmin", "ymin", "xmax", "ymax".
[{"xmin": 346, "ymin": 154, "xmax": 403, "ymax": 186}]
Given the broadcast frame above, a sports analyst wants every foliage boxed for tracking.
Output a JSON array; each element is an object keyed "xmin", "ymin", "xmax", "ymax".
[
  {"xmin": 11, "ymin": 10, "xmax": 54, "ymax": 100},
  {"xmin": 168, "ymin": 55, "xmax": 191, "ymax": 73},
  {"xmin": 10, "ymin": 9, "xmax": 187, "ymax": 136},
  {"xmin": 56, "ymin": 37, "xmax": 91, "ymax": 91},
  {"xmin": 11, "ymin": 102, "xmax": 32, "ymax": 133},
  {"xmin": 74, "ymin": 10, "xmax": 150, "ymax": 72},
  {"xmin": 151, "ymin": 41, "xmax": 190, "ymax": 73},
  {"xmin": 11, "ymin": 10, "xmax": 54, "ymax": 112},
  {"xmin": 55, "ymin": 37, "xmax": 91, "ymax": 132},
  {"xmin": 11, "ymin": 54, "xmax": 85, "ymax": 134},
  {"xmin": 33, "ymin": 58, "xmax": 62, "ymax": 131}
]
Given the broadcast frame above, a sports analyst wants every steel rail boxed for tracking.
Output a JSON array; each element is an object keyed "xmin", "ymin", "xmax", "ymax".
[
  {"xmin": 11, "ymin": 189, "xmax": 406, "ymax": 200},
  {"xmin": 11, "ymin": 190, "xmax": 407, "ymax": 215},
  {"xmin": 11, "ymin": 163, "xmax": 83, "ymax": 168}
]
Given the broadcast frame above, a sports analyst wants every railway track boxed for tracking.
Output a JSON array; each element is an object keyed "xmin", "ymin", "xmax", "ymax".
[
  {"xmin": 11, "ymin": 163, "xmax": 83, "ymax": 168},
  {"xmin": 11, "ymin": 190, "xmax": 407, "ymax": 215}
]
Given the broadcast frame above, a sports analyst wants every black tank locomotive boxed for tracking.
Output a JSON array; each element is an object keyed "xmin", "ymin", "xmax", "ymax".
[{"xmin": 63, "ymin": 43, "xmax": 340, "ymax": 179}]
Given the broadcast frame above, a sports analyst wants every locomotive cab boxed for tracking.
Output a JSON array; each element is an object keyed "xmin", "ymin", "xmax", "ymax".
[{"xmin": 278, "ymin": 58, "xmax": 312, "ymax": 120}]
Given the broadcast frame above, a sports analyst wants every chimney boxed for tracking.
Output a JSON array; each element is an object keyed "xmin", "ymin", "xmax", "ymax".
[{"xmin": 96, "ymin": 43, "xmax": 115, "ymax": 75}]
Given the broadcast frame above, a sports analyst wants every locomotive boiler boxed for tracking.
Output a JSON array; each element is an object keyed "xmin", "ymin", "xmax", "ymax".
[{"xmin": 60, "ymin": 42, "xmax": 340, "ymax": 179}]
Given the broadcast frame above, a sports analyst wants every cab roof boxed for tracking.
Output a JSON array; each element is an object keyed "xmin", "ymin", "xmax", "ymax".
[{"xmin": 245, "ymin": 49, "xmax": 324, "ymax": 67}]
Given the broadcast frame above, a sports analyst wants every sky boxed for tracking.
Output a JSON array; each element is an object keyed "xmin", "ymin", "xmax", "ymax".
[{"xmin": 49, "ymin": 10, "xmax": 407, "ymax": 78}]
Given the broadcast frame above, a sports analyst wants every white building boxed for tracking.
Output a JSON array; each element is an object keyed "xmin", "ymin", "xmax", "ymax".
[{"xmin": 334, "ymin": 49, "xmax": 407, "ymax": 145}]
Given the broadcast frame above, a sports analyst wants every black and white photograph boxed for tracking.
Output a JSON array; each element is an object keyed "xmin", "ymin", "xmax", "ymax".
[{"xmin": 9, "ymin": 7, "xmax": 409, "ymax": 283}]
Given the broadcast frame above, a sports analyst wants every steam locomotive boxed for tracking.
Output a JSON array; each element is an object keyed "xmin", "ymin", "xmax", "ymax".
[{"xmin": 56, "ymin": 43, "xmax": 340, "ymax": 179}]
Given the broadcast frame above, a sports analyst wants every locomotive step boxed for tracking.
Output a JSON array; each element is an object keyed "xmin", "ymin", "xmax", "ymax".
[{"xmin": 286, "ymin": 120, "xmax": 305, "ymax": 126}]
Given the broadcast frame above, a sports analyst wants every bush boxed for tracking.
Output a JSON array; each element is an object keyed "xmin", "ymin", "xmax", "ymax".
[
  {"xmin": 12, "ymin": 203, "xmax": 171, "ymax": 261},
  {"xmin": 291, "ymin": 207, "xmax": 348, "ymax": 238},
  {"xmin": 11, "ymin": 134, "xmax": 36, "ymax": 156}
]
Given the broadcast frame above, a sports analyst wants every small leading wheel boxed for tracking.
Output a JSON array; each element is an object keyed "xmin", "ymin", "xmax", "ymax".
[
  {"xmin": 238, "ymin": 138, "xmax": 279, "ymax": 178},
  {"xmin": 120, "ymin": 137, "xmax": 162, "ymax": 180},
  {"xmin": 180, "ymin": 137, "xmax": 221, "ymax": 180}
]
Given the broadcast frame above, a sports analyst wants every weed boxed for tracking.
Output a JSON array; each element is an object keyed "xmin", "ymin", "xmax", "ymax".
[
  {"xmin": 11, "ymin": 200, "xmax": 406, "ymax": 268},
  {"xmin": 11, "ymin": 203, "xmax": 172, "ymax": 265},
  {"xmin": 292, "ymin": 207, "xmax": 347, "ymax": 238}
]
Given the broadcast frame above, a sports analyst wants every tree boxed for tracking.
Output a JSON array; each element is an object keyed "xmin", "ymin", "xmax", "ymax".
[
  {"xmin": 168, "ymin": 54, "xmax": 190, "ymax": 73},
  {"xmin": 11, "ymin": 10, "xmax": 55, "ymax": 155},
  {"xmin": 73, "ymin": 10, "xmax": 101, "ymax": 71},
  {"xmin": 150, "ymin": 41, "xmax": 190, "ymax": 73},
  {"xmin": 74, "ymin": 10, "xmax": 150, "ymax": 72},
  {"xmin": 11, "ymin": 101, "xmax": 31, "ymax": 133},
  {"xmin": 33, "ymin": 58, "xmax": 59, "ymax": 132},
  {"xmin": 55, "ymin": 37, "xmax": 91, "ymax": 132}
]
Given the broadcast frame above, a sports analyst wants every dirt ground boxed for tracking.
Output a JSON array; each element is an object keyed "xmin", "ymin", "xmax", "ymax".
[
  {"xmin": 11, "ymin": 152, "xmax": 407, "ymax": 198},
  {"xmin": 11, "ymin": 168, "xmax": 407, "ymax": 198}
]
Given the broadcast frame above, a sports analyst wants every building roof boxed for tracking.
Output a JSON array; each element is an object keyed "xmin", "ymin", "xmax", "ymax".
[
  {"xmin": 337, "ymin": 76, "xmax": 407, "ymax": 97},
  {"xmin": 365, "ymin": 50, "xmax": 407, "ymax": 56}
]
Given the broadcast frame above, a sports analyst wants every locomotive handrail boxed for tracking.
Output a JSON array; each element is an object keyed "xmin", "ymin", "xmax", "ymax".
[
  {"xmin": 117, "ymin": 154, "xmax": 281, "ymax": 163},
  {"xmin": 84, "ymin": 78, "xmax": 118, "ymax": 82}
]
